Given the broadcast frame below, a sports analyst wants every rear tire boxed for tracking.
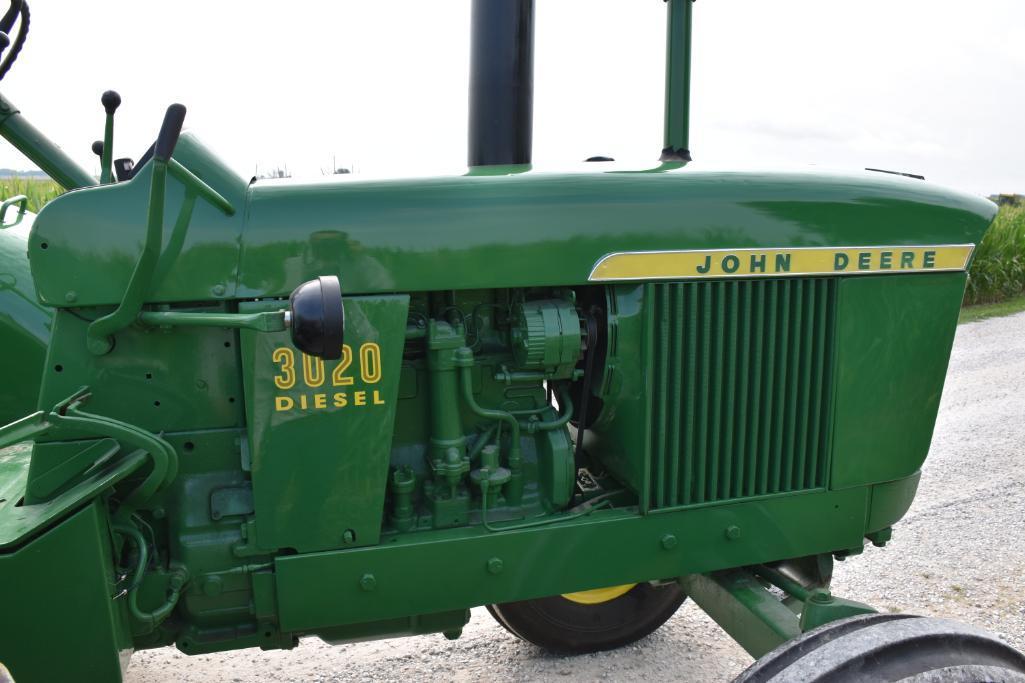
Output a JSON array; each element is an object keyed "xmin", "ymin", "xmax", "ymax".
[{"xmin": 486, "ymin": 582, "xmax": 685, "ymax": 654}]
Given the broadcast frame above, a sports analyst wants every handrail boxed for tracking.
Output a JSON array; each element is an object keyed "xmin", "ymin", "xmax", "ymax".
[{"xmin": 0, "ymin": 192, "xmax": 26, "ymax": 227}]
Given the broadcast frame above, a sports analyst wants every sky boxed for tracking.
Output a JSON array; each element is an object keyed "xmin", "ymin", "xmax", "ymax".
[{"xmin": 1, "ymin": 0, "xmax": 1023, "ymax": 196}]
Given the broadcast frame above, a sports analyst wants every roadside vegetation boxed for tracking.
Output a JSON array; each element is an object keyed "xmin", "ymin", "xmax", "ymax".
[
  {"xmin": 962, "ymin": 204, "xmax": 1025, "ymax": 319},
  {"xmin": 0, "ymin": 176, "xmax": 62, "ymax": 213}
]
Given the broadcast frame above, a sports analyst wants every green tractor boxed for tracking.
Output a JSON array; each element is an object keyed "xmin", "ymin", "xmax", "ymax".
[{"xmin": 1, "ymin": 1, "xmax": 1022, "ymax": 681}]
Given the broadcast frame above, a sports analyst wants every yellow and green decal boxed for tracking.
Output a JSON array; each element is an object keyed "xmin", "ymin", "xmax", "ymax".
[{"xmin": 588, "ymin": 245, "xmax": 974, "ymax": 282}]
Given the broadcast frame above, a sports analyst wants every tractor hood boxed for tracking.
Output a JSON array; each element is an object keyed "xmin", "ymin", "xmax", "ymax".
[{"xmin": 28, "ymin": 133, "xmax": 997, "ymax": 308}]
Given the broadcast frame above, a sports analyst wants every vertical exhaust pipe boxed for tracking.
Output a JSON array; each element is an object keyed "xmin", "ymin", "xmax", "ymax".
[
  {"xmin": 661, "ymin": 0, "xmax": 694, "ymax": 162},
  {"xmin": 468, "ymin": 0, "xmax": 535, "ymax": 167}
]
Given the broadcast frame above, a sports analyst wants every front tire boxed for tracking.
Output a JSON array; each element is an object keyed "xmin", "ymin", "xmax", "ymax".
[
  {"xmin": 487, "ymin": 581, "xmax": 685, "ymax": 654},
  {"xmin": 735, "ymin": 613, "xmax": 1025, "ymax": 682}
]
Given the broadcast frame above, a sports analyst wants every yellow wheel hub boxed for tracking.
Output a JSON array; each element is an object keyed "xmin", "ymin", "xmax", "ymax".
[{"xmin": 561, "ymin": 583, "xmax": 637, "ymax": 605}]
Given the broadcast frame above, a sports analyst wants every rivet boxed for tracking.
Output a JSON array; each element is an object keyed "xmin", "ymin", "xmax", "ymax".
[
  {"xmin": 211, "ymin": 283, "xmax": 226, "ymax": 296},
  {"xmin": 342, "ymin": 529, "xmax": 356, "ymax": 544},
  {"xmin": 486, "ymin": 557, "xmax": 504, "ymax": 575},
  {"xmin": 725, "ymin": 525, "xmax": 742, "ymax": 541},
  {"xmin": 65, "ymin": 290, "xmax": 77, "ymax": 303},
  {"xmin": 660, "ymin": 533, "xmax": 678, "ymax": 550},
  {"xmin": 359, "ymin": 573, "xmax": 376, "ymax": 592}
]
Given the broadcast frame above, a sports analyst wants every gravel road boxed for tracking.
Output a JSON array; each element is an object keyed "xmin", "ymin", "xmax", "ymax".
[{"xmin": 127, "ymin": 311, "xmax": 1025, "ymax": 683}]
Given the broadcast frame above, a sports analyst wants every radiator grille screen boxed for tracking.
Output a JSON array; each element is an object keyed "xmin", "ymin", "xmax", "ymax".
[{"xmin": 648, "ymin": 278, "xmax": 837, "ymax": 509}]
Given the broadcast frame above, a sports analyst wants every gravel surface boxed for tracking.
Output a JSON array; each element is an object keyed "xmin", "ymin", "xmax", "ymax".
[{"xmin": 127, "ymin": 311, "xmax": 1025, "ymax": 683}]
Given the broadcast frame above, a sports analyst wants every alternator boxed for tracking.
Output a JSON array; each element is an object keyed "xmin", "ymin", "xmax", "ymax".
[{"xmin": 509, "ymin": 299, "xmax": 583, "ymax": 379}]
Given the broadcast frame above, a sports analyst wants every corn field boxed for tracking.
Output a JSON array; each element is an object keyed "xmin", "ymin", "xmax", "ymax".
[
  {"xmin": 0, "ymin": 176, "xmax": 63, "ymax": 213},
  {"xmin": 964, "ymin": 204, "xmax": 1025, "ymax": 306}
]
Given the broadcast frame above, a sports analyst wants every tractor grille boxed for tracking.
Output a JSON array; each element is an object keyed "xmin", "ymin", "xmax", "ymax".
[{"xmin": 648, "ymin": 278, "xmax": 836, "ymax": 509}]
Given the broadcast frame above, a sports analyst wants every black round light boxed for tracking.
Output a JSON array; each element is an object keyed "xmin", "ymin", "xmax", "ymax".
[{"xmin": 289, "ymin": 276, "xmax": 344, "ymax": 360}]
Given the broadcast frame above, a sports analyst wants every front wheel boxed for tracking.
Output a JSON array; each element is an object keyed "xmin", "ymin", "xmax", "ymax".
[{"xmin": 486, "ymin": 581, "xmax": 685, "ymax": 654}]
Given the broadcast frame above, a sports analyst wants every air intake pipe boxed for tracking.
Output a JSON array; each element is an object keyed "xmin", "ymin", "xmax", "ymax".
[{"xmin": 468, "ymin": 0, "xmax": 535, "ymax": 167}]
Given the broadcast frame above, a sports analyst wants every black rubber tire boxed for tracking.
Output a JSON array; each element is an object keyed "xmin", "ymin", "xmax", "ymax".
[
  {"xmin": 734, "ymin": 613, "xmax": 1025, "ymax": 683},
  {"xmin": 486, "ymin": 582, "xmax": 685, "ymax": 654}
]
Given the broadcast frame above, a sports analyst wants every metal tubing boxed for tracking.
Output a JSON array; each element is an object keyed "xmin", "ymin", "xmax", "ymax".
[
  {"xmin": 456, "ymin": 348, "xmax": 523, "ymax": 503},
  {"xmin": 753, "ymin": 564, "xmax": 813, "ymax": 602},
  {"xmin": 517, "ymin": 384, "xmax": 573, "ymax": 432},
  {"xmin": 661, "ymin": 0, "xmax": 693, "ymax": 162},
  {"xmin": 167, "ymin": 158, "xmax": 235, "ymax": 215},
  {"xmin": 138, "ymin": 309, "xmax": 286, "ymax": 332},
  {"xmin": 0, "ymin": 93, "xmax": 97, "ymax": 189},
  {"xmin": 100, "ymin": 114, "xmax": 114, "ymax": 184},
  {"xmin": 468, "ymin": 0, "xmax": 534, "ymax": 167}
]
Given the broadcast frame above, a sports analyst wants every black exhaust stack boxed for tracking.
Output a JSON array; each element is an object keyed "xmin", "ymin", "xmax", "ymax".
[{"xmin": 468, "ymin": 0, "xmax": 535, "ymax": 167}]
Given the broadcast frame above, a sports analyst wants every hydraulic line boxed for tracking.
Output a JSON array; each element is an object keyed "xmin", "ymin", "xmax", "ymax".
[{"xmin": 114, "ymin": 522, "xmax": 189, "ymax": 633}]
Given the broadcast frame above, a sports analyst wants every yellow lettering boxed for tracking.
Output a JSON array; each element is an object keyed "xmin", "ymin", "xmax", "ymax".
[
  {"xmin": 373, "ymin": 390, "xmax": 385, "ymax": 405},
  {"xmin": 302, "ymin": 353, "xmax": 325, "ymax": 388},
  {"xmin": 299, "ymin": 394, "xmax": 308, "ymax": 410},
  {"xmin": 314, "ymin": 393, "xmax": 327, "ymax": 409},
  {"xmin": 331, "ymin": 344, "xmax": 354, "ymax": 386},
  {"xmin": 360, "ymin": 343, "xmax": 383, "ymax": 384},
  {"xmin": 354, "ymin": 391, "xmax": 367, "ymax": 406},
  {"xmin": 275, "ymin": 396, "xmax": 294, "ymax": 412},
  {"xmin": 333, "ymin": 392, "xmax": 348, "ymax": 407},
  {"xmin": 272, "ymin": 348, "xmax": 296, "ymax": 389}
]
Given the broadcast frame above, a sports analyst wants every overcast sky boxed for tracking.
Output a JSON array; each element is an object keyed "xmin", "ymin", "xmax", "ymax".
[{"xmin": 1, "ymin": 0, "xmax": 1022, "ymax": 196}]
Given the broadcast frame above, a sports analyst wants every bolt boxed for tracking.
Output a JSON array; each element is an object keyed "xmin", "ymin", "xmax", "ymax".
[
  {"xmin": 342, "ymin": 529, "xmax": 356, "ymax": 544},
  {"xmin": 152, "ymin": 507, "xmax": 166, "ymax": 520},
  {"xmin": 810, "ymin": 588, "xmax": 833, "ymax": 604},
  {"xmin": 359, "ymin": 573, "xmax": 376, "ymax": 592},
  {"xmin": 725, "ymin": 525, "xmax": 742, "ymax": 541},
  {"xmin": 195, "ymin": 379, "xmax": 208, "ymax": 390},
  {"xmin": 65, "ymin": 290, "xmax": 77, "ymax": 303},
  {"xmin": 211, "ymin": 284, "xmax": 226, "ymax": 296},
  {"xmin": 660, "ymin": 533, "xmax": 678, "ymax": 550},
  {"xmin": 87, "ymin": 336, "xmax": 113, "ymax": 355},
  {"xmin": 486, "ymin": 557, "xmax": 504, "ymax": 575},
  {"xmin": 202, "ymin": 576, "xmax": 223, "ymax": 597}
]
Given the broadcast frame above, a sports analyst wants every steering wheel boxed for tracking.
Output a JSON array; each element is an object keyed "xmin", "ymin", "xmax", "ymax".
[{"xmin": 0, "ymin": 0, "xmax": 29, "ymax": 82}]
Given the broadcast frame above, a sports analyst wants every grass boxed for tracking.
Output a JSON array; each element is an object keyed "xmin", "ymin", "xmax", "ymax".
[
  {"xmin": 964, "ymin": 204, "xmax": 1025, "ymax": 307},
  {"xmin": 959, "ymin": 294, "xmax": 1025, "ymax": 324},
  {"xmin": 0, "ymin": 176, "xmax": 63, "ymax": 214}
]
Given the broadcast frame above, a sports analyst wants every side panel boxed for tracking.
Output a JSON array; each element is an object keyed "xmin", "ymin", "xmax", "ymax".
[
  {"xmin": 0, "ymin": 499, "xmax": 130, "ymax": 683},
  {"xmin": 241, "ymin": 295, "xmax": 409, "ymax": 553},
  {"xmin": 275, "ymin": 486, "xmax": 869, "ymax": 632},
  {"xmin": 36, "ymin": 310, "xmax": 243, "ymax": 434},
  {"xmin": 830, "ymin": 273, "xmax": 965, "ymax": 489}
]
